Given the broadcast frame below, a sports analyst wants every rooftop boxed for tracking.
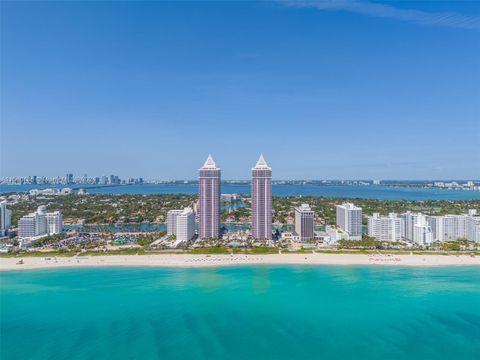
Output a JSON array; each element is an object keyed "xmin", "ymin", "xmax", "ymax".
[{"xmin": 252, "ymin": 154, "xmax": 271, "ymax": 170}]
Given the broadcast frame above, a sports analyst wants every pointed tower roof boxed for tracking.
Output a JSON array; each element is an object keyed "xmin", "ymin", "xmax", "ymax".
[
  {"xmin": 200, "ymin": 154, "xmax": 219, "ymax": 170},
  {"xmin": 252, "ymin": 154, "xmax": 271, "ymax": 170}
]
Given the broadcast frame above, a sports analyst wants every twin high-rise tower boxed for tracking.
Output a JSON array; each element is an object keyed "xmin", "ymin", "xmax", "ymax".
[
  {"xmin": 251, "ymin": 155, "xmax": 272, "ymax": 240},
  {"xmin": 198, "ymin": 154, "xmax": 272, "ymax": 240},
  {"xmin": 198, "ymin": 155, "xmax": 221, "ymax": 239}
]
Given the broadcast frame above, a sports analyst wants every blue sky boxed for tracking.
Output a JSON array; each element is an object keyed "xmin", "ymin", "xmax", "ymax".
[{"xmin": 1, "ymin": 0, "xmax": 479, "ymax": 180}]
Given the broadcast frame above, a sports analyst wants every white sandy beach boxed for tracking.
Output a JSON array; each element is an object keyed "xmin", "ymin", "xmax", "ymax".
[{"xmin": 1, "ymin": 253, "xmax": 479, "ymax": 271}]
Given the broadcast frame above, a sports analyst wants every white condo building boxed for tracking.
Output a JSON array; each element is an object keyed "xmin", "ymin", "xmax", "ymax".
[
  {"xmin": 18, "ymin": 206, "xmax": 63, "ymax": 239},
  {"xmin": 175, "ymin": 208, "xmax": 195, "ymax": 244},
  {"xmin": 367, "ymin": 213, "xmax": 401, "ymax": 242},
  {"xmin": 401, "ymin": 211, "xmax": 433, "ymax": 246},
  {"xmin": 47, "ymin": 211, "xmax": 63, "ymax": 235},
  {"xmin": 167, "ymin": 209, "xmax": 184, "ymax": 236},
  {"xmin": 336, "ymin": 203, "xmax": 362, "ymax": 240},
  {"xmin": 167, "ymin": 207, "xmax": 195, "ymax": 245},
  {"xmin": 426, "ymin": 209, "xmax": 480, "ymax": 243},
  {"xmin": 413, "ymin": 214, "xmax": 433, "ymax": 246},
  {"xmin": 295, "ymin": 204, "xmax": 314, "ymax": 241},
  {"xmin": 0, "ymin": 200, "xmax": 12, "ymax": 237}
]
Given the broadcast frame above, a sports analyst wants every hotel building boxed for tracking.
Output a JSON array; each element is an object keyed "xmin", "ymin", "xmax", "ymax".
[
  {"xmin": 199, "ymin": 155, "xmax": 221, "ymax": 239},
  {"xmin": 336, "ymin": 203, "xmax": 362, "ymax": 240},
  {"xmin": 295, "ymin": 204, "xmax": 314, "ymax": 241},
  {"xmin": 18, "ymin": 206, "xmax": 63, "ymax": 239},
  {"xmin": 251, "ymin": 155, "xmax": 272, "ymax": 240}
]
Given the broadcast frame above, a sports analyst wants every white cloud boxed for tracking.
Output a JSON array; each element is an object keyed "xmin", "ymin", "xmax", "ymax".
[{"xmin": 280, "ymin": 0, "xmax": 480, "ymax": 29}]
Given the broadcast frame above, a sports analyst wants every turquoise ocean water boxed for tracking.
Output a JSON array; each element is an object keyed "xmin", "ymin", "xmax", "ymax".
[{"xmin": 1, "ymin": 266, "xmax": 479, "ymax": 359}]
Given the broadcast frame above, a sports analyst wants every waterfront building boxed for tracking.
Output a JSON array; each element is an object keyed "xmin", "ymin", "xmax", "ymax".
[
  {"xmin": 66, "ymin": 173, "xmax": 74, "ymax": 184},
  {"xmin": 466, "ymin": 215, "xmax": 480, "ymax": 243},
  {"xmin": 251, "ymin": 154, "xmax": 272, "ymax": 240},
  {"xmin": 18, "ymin": 206, "xmax": 63, "ymax": 239},
  {"xmin": 175, "ymin": 207, "xmax": 195, "ymax": 244},
  {"xmin": 426, "ymin": 210, "xmax": 480, "ymax": 243},
  {"xmin": 367, "ymin": 213, "xmax": 401, "ymax": 242},
  {"xmin": 426, "ymin": 215, "xmax": 444, "ymax": 242},
  {"xmin": 413, "ymin": 214, "xmax": 433, "ymax": 246},
  {"xmin": 295, "ymin": 204, "xmax": 314, "ymax": 241},
  {"xmin": 401, "ymin": 211, "xmax": 419, "ymax": 242},
  {"xmin": 199, "ymin": 155, "xmax": 221, "ymax": 239},
  {"xmin": 18, "ymin": 214, "xmax": 38, "ymax": 239},
  {"xmin": 401, "ymin": 212, "xmax": 432, "ymax": 245},
  {"xmin": 442, "ymin": 215, "xmax": 467, "ymax": 241},
  {"xmin": 0, "ymin": 200, "xmax": 12, "ymax": 237},
  {"xmin": 46, "ymin": 211, "xmax": 63, "ymax": 235},
  {"xmin": 167, "ymin": 209, "xmax": 184, "ymax": 236},
  {"xmin": 19, "ymin": 206, "xmax": 46, "ymax": 239},
  {"xmin": 336, "ymin": 203, "xmax": 362, "ymax": 240}
]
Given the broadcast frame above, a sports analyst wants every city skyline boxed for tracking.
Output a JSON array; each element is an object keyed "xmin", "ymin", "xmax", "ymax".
[
  {"xmin": 1, "ymin": 1, "xmax": 479, "ymax": 180},
  {"xmin": 1, "ymin": 172, "xmax": 480, "ymax": 183}
]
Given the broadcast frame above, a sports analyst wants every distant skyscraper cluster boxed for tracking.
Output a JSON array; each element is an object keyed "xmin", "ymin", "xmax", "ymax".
[{"xmin": 0, "ymin": 173, "xmax": 142, "ymax": 186}]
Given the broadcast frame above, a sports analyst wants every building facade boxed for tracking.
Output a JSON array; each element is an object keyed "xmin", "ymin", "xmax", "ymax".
[
  {"xmin": 175, "ymin": 207, "xmax": 195, "ymax": 244},
  {"xmin": 46, "ymin": 211, "xmax": 63, "ymax": 235},
  {"xmin": 167, "ymin": 209, "xmax": 184, "ymax": 236},
  {"xmin": 336, "ymin": 203, "xmax": 362, "ymax": 240},
  {"xmin": 251, "ymin": 155, "xmax": 272, "ymax": 240},
  {"xmin": 0, "ymin": 200, "xmax": 12, "ymax": 237},
  {"xmin": 401, "ymin": 212, "xmax": 433, "ymax": 245},
  {"xmin": 18, "ymin": 206, "xmax": 63, "ymax": 239},
  {"xmin": 367, "ymin": 213, "xmax": 401, "ymax": 242},
  {"xmin": 426, "ymin": 210, "xmax": 480, "ymax": 243},
  {"xmin": 295, "ymin": 204, "xmax": 314, "ymax": 241},
  {"xmin": 413, "ymin": 213, "xmax": 433, "ymax": 246},
  {"xmin": 199, "ymin": 155, "xmax": 221, "ymax": 239},
  {"xmin": 167, "ymin": 207, "xmax": 195, "ymax": 244}
]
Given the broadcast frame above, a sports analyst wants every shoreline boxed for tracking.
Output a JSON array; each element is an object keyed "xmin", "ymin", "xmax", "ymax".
[{"xmin": 1, "ymin": 253, "xmax": 479, "ymax": 271}]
